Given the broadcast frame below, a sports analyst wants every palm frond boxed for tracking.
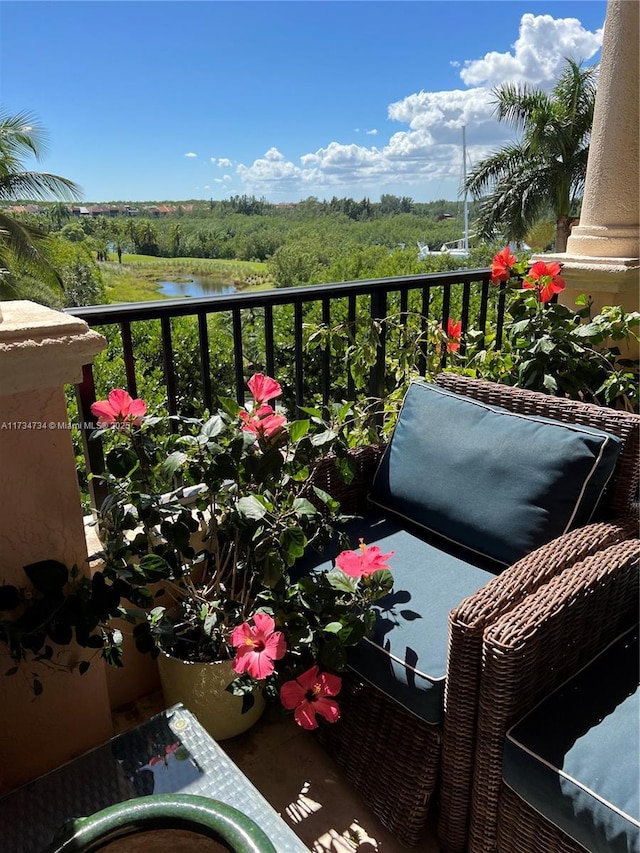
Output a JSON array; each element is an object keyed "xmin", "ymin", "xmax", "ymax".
[
  {"xmin": 0, "ymin": 212, "xmax": 63, "ymax": 290},
  {"xmin": 0, "ymin": 170, "xmax": 81, "ymax": 202},
  {"xmin": 0, "ymin": 110, "xmax": 47, "ymax": 161},
  {"xmin": 494, "ymin": 85, "xmax": 552, "ymax": 129}
]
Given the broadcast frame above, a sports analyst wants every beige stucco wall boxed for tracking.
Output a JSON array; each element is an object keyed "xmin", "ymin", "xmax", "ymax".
[
  {"xmin": 537, "ymin": 0, "xmax": 639, "ymax": 359},
  {"xmin": 565, "ymin": 0, "xmax": 639, "ymax": 261},
  {"xmin": 84, "ymin": 518, "xmax": 162, "ymax": 710},
  {"xmin": 0, "ymin": 301, "xmax": 114, "ymax": 793}
]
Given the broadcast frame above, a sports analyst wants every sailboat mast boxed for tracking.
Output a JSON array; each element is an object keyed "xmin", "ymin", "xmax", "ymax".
[{"xmin": 462, "ymin": 126, "xmax": 469, "ymax": 252}]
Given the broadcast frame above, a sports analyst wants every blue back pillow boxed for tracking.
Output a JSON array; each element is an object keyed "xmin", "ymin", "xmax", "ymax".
[{"xmin": 370, "ymin": 381, "xmax": 622, "ymax": 567}]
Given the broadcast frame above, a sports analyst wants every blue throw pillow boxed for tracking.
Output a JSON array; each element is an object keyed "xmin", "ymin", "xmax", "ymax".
[{"xmin": 369, "ymin": 381, "xmax": 622, "ymax": 567}]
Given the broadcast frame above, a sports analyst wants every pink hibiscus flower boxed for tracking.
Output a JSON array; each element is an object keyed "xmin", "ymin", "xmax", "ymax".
[
  {"xmin": 336, "ymin": 539, "xmax": 394, "ymax": 578},
  {"xmin": 523, "ymin": 260, "xmax": 566, "ymax": 303},
  {"xmin": 247, "ymin": 373, "xmax": 282, "ymax": 405},
  {"xmin": 280, "ymin": 665, "xmax": 341, "ymax": 730},
  {"xmin": 231, "ymin": 612, "xmax": 287, "ymax": 680},
  {"xmin": 491, "ymin": 246, "xmax": 517, "ymax": 284},
  {"xmin": 91, "ymin": 389, "xmax": 147, "ymax": 427},
  {"xmin": 239, "ymin": 405, "xmax": 287, "ymax": 439}
]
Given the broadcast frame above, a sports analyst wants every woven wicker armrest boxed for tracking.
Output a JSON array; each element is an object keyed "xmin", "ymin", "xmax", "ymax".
[
  {"xmin": 465, "ymin": 537, "xmax": 640, "ymax": 853},
  {"xmin": 437, "ymin": 517, "xmax": 638, "ymax": 851}
]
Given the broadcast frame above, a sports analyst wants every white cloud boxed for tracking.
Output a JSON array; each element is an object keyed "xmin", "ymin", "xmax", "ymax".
[
  {"xmin": 234, "ymin": 13, "xmax": 602, "ymax": 200},
  {"xmin": 217, "ymin": 157, "xmax": 232, "ymax": 168},
  {"xmin": 184, "ymin": 152, "xmax": 197, "ymax": 158},
  {"xmin": 460, "ymin": 13, "xmax": 602, "ymax": 87}
]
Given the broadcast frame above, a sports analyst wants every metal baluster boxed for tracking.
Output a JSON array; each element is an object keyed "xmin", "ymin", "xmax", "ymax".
[{"xmin": 197, "ymin": 312, "xmax": 212, "ymax": 412}]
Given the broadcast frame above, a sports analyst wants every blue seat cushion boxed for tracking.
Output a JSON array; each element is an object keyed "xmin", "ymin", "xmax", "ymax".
[
  {"xmin": 504, "ymin": 626, "xmax": 639, "ymax": 853},
  {"xmin": 370, "ymin": 381, "xmax": 622, "ymax": 568},
  {"xmin": 298, "ymin": 513, "xmax": 498, "ymax": 725}
]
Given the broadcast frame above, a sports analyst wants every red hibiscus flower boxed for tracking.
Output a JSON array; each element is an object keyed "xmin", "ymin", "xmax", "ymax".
[
  {"xmin": 336, "ymin": 539, "xmax": 394, "ymax": 578},
  {"xmin": 446, "ymin": 318, "xmax": 462, "ymax": 352},
  {"xmin": 91, "ymin": 389, "xmax": 147, "ymax": 427},
  {"xmin": 231, "ymin": 612, "xmax": 287, "ymax": 680},
  {"xmin": 491, "ymin": 246, "xmax": 517, "ymax": 284},
  {"xmin": 280, "ymin": 665, "xmax": 341, "ymax": 730},
  {"xmin": 247, "ymin": 373, "xmax": 282, "ymax": 405},
  {"xmin": 523, "ymin": 260, "xmax": 566, "ymax": 303}
]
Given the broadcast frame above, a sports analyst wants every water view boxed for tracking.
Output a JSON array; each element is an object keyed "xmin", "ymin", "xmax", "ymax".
[{"xmin": 158, "ymin": 275, "xmax": 237, "ymax": 298}]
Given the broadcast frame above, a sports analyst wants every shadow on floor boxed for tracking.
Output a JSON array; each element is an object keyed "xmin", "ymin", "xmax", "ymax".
[{"xmin": 113, "ymin": 692, "xmax": 440, "ymax": 852}]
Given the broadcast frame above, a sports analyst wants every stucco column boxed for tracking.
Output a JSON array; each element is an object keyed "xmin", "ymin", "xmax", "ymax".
[
  {"xmin": 0, "ymin": 300, "xmax": 113, "ymax": 793},
  {"xmin": 538, "ymin": 0, "xmax": 639, "ymax": 356}
]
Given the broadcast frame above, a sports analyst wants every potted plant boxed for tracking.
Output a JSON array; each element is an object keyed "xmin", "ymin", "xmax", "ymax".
[{"xmin": 89, "ymin": 374, "xmax": 394, "ymax": 737}]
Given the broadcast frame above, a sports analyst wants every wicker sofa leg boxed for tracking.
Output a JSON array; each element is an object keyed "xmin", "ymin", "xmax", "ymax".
[{"xmin": 317, "ymin": 672, "xmax": 441, "ymax": 847}]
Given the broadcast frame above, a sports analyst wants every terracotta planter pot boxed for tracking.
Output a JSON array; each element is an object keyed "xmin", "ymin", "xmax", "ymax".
[{"xmin": 157, "ymin": 653, "xmax": 265, "ymax": 741}]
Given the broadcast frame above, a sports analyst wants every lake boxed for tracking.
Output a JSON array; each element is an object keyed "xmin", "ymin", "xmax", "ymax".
[{"xmin": 158, "ymin": 274, "xmax": 237, "ymax": 298}]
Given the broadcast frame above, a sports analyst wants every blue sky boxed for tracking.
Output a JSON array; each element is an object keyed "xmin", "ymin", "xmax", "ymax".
[{"xmin": 1, "ymin": 1, "xmax": 607, "ymax": 203}]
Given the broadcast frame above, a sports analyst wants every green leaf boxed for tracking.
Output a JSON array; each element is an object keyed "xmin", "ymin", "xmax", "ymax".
[
  {"xmin": 23, "ymin": 560, "xmax": 68, "ymax": 596},
  {"xmin": 217, "ymin": 396, "xmax": 241, "ymax": 418},
  {"xmin": 261, "ymin": 552, "xmax": 286, "ymax": 587},
  {"xmin": 326, "ymin": 568, "xmax": 358, "ymax": 593},
  {"xmin": 288, "ymin": 419, "xmax": 310, "ymax": 443},
  {"xmin": 310, "ymin": 429, "xmax": 337, "ymax": 447},
  {"xmin": 323, "ymin": 621, "xmax": 344, "ymax": 634},
  {"xmin": 292, "ymin": 498, "xmax": 318, "ymax": 518},
  {"xmin": 138, "ymin": 554, "xmax": 172, "ymax": 581},
  {"xmin": 202, "ymin": 415, "xmax": 225, "ymax": 437},
  {"xmin": 337, "ymin": 619, "xmax": 366, "ymax": 646},
  {"xmin": 279, "ymin": 527, "xmax": 307, "ymax": 565},
  {"xmin": 237, "ymin": 495, "xmax": 267, "ymax": 520},
  {"xmin": 105, "ymin": 447, "xmax": 139, "ymax": 479},
  {"xmin": 161, "ymin": 450, "xmax": 188, "ymax": 478},
  {"xmin": 297, "ymin": 405, "xmax": 323, "ymax": 419},
  {"xmin": 366, "ymin": 569, "xmax": 394, "ymax": 597},
  {"xmin": 543, "ymin": 374, "xmax": 558, "ymax": 393},
  {"xmin": 311, "ymin": 486, "xmax": 332, "ymax": 506},
  {"xmin": 532, "ymin": 337, "xmax": 554, "ymax": 355},
  {"xmin": 572, "ymin": 322, "xmax": 601, "ymax": 338},
  {"xmin": 203, "ymin": 610, "xmax": 218, "ymax": 637}
]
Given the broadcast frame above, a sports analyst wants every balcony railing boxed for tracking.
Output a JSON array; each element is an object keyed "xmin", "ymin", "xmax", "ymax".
[{"xmin": 66, "ymin": 268, "xmax": 501, "ymax": 508}]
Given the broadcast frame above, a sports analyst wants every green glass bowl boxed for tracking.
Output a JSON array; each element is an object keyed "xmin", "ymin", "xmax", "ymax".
[{"xmin": 45, "ymin": 793, "xmax": 278, "ymax": 853}]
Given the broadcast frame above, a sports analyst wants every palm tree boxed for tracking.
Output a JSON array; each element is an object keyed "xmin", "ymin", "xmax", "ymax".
[
  {"xmin": 466, "ymin": 59, "xmax": 597, "ymax": 252},
  {"xmin": 0, "ymin": 109, "xmax": 82, "ymax": 296},
  {"xmin": 48, "ymin": 200, "xmax": 72, "ymax": 231}
]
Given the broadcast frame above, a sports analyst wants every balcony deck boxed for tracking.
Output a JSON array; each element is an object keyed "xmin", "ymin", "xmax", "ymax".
[{"xmin": 113, "ymin": 693, "xmax": 441, "ymax": 852}]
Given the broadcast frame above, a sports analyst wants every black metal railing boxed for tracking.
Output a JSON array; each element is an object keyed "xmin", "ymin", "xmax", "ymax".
[{"xmin": 66, "ymin": 268, "xmax": 501, "ymax": 508}]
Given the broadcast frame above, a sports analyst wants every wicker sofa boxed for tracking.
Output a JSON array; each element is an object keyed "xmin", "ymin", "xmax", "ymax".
[
  {"xmin": 476, "ymin": 538, "xmax": 639, "ymax": 853},
  {"xmin": 310, "ymin": 373, "xmax": 639, "ymax": 851}
]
